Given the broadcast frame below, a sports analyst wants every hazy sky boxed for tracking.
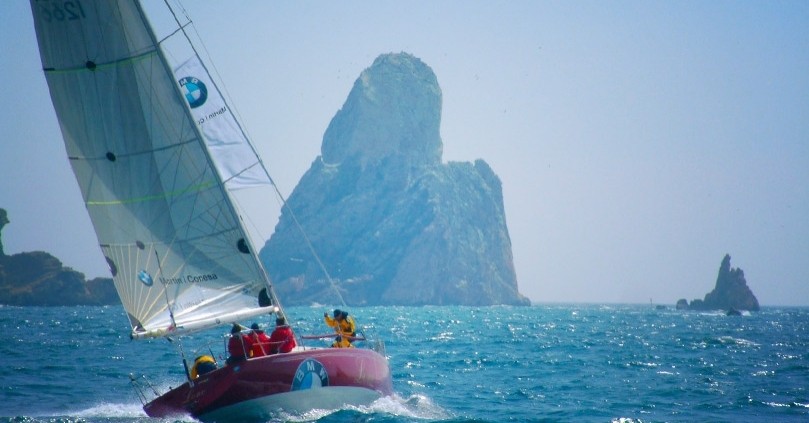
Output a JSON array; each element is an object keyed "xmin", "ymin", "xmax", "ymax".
[{"xmin": 2, "ymin": 1, "xmax": 808, "ymax": 306}]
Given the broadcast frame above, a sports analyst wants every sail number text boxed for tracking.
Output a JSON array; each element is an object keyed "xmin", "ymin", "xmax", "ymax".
[{"xmin": 37, "ymin": 0, "xmax": 87, "ymax": 22}]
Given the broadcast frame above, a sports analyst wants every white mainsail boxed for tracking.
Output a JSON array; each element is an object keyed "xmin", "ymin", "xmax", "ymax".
[{"xmin": 30, "ymin": 0, "xmax": 278, "ymax": 338}]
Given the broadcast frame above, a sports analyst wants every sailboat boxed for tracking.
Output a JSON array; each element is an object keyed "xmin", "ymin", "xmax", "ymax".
[{"xmin": 29, "ymin": 0, "xmax": 392, "ymax": 420}]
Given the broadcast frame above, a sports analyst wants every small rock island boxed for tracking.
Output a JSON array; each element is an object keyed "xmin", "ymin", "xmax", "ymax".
[
  {"xmin": 676, "ymin": 254, "xmax": 760, "ymax": 312},
  {"xmin": 0, "ymin": 208, "xmax": 117, "ymax": 306}
]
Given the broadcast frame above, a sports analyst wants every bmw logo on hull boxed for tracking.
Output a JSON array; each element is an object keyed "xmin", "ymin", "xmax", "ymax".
[
  {"xmin": 178, "ymin": 76, "xmax": 208, "ymax": 108},
  {"xmin": 292, "ymin": 358, "xmax": 329, "ymax": 390}
]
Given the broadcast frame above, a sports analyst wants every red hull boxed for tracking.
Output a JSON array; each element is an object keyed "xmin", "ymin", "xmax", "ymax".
[{"xmin": 144, "ymin": 347, "xmax": 393, "ymax": 420}]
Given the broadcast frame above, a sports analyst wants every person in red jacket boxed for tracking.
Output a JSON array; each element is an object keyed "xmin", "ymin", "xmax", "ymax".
[
  {"xmin": 226, "ymin": 323, "xmax": 253, "ymax": 364},
  {"xmin": 268, "ymin": 317, "xmax": 297, "ymax": 354},
  {"xmin": 249, "ymin": 322, "xmax": 272, "ymax": 357}
]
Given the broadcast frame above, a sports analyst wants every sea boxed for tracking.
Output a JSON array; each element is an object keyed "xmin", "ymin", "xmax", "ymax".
[{"xmin": 1, "ymin": 304, "xmax": 807, "ymax": 423}]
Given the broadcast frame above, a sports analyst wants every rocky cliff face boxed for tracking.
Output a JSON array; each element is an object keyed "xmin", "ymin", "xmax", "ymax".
[
  {"xmin": 259, "ymin": 53, "xmax": 529, "ymax": 306},
  {"xmin": 678, "ymin": 254, "xmax": 760, "ymax": 311},
  {"xmin": 0, "ymin": 208, "xmax": 117, "ymax": 306}
]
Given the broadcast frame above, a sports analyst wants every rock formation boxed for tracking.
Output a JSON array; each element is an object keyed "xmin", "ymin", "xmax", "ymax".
[
  {"xmin": 0, "ymin": 208, "xmax": 117, "ymax": 306},
  {"xmin": 259, "ymin": 53, "xmax": 529, "ymax": 306},
  {"xmin": 0, "ymin": 208, "xmax": 8, "ymax": 257},
  {"xmin": 677, "ymin": 254, "xmax": 760, "ymax": 311}
]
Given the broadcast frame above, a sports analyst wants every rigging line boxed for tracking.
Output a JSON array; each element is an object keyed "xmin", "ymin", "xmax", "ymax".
[
  {"xmin": 275, "ymin": 187, "xmax": 349, "ymax": 309},
  {"xmin": 180, "ymin": 3, "xmax": 254, "ymax": 143},
  {"xmin": 220, "ymin": 161, "xmax": 264, "ymax": 185},
  {"xmin": 230, "ymin": 192, "xmax": 269, "ymax": 248},
  {"xmin": 167, "ymin": 0, "xmax": 255, "ymax": 144},
  {"xmin": 157, "ymin": 21, "xmax": 189, "ymax": 45},
  {"xmin": 154, "ymin": 248, "xmax": 178, "ymax": 332}
]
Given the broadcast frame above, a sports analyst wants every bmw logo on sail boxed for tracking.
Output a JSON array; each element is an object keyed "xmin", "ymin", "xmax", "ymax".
[
  {"xmin": 178, "ymin": 76, "xmax": 208, "ymax": 108},
  {"xmin": 138, "ymin": 270, "xmax": 154, "ymax": 287}
]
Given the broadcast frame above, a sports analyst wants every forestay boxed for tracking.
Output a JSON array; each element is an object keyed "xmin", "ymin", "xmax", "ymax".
[{"xmin": 30, "ymin": 0, "xmax": 277, "ymax": 338}]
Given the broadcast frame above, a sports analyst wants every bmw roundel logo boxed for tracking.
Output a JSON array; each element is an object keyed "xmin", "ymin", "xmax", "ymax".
[
  {"xmin": 179, "ymin": 76, "xmax": 208, "ymax": 108},
  {"xmin": 138, "ymin": 270, "xmax": 153, "ymax": 287},
  {"xmin": 292, "ymin": 358, "xmax": 329, "ymax": 391}
]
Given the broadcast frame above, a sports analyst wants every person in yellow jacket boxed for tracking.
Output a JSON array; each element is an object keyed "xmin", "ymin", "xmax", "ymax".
[
  {"xmin": 190, "ymin": 355, "xmax": 217, "ymax": 379},
  {"xmin": 324, "ymin": 309, "xmax": 356, "ymax": 348}
]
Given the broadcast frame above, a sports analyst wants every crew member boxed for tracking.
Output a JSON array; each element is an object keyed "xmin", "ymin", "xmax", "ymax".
[
  {"xmin": 226, "ymin": 323, "xmax": 253, "ymax": 364},
  {"xmin": 268, "ymin": 317, "xmax": 297, "ymax": 354},
  {"xmin": 190, "ymin": 355, "xmax": 217, "ymax": 379},
  {"xmin": 249, "ymin": 322, "xmax": 271, "ymax": 358},
  {"xmin": 324, "ymin": 309, "xmax": 356, "ymax": 348}
]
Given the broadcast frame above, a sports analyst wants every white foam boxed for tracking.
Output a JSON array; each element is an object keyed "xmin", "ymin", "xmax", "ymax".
[
  {"xmin": 274, "ymin": 407, "xmax": 338, "ymax": 422},
  {"xmin": 365, "ymin": 394, "xmax": 450, "ymax": 420},
  {"xmin": 71, "ymin": 402, "xmax": 148, "ymax": 418},
  {"xmin": 277, "ymin": 394, "xmax": 450, "ymax": 421},
  {"xmin": 763, "ymin": 401, "xmax": 791, "ymax": 408}
]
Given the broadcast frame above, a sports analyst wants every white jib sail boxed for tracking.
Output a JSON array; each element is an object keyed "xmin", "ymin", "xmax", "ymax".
[
  {"xmin": 29, "ymin": 0, "xmax": 276, "ymax": 338},
  {"xmin": 174, "ymin": 56, "xmax": 270, "ymax": 190}
]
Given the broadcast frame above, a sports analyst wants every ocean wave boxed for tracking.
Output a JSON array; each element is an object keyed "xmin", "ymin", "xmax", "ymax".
[{"xmin": 4, "ymin": 304, "xmax": 809, "ymax": 422}]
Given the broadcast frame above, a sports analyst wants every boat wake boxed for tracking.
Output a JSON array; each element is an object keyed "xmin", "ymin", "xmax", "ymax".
[
  {"xmin": 23, "ymin": 392, "xmax": 446, "ymax": 423},
  {"xmin": 71, "ymin": 402, "xmax": 149, "ymax": 419},
  {"xmin": 15, "ymin": 402, "xmax": 156, "ymax": 423},
  {"xmin": 372, "ymin": 394, "xmax": 450, "ymax": 420},
  {"xmin": 272, "ymin": 393, "xmax": 450, "ymax": 422}
]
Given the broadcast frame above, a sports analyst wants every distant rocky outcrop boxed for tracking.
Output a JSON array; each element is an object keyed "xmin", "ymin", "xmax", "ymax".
[
  {"xmin": 677, "ymin": 254, "xmax": 760, "ymax": 312},
  {"xmin": 0, "ymin": 208, "xmax": 8, "ymax": 256},
  {"xmin": 0, "ymin": 208, "xmax": 117, "ymax": 306},
  {"xmin": 259, "ymin": 52, "xmax": 529, "ymax": 306}
]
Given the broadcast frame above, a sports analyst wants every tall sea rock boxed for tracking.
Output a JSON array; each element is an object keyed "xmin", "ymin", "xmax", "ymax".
[
  {"xmin": 683, "ymin": 254, "xmax": 760, "ymax": 311},
  {"xmin": 259, "ymin": 53, "xmax": 529, "ymax": 306}
]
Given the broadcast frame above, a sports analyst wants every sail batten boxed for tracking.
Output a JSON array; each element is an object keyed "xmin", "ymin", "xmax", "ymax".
[
  {"xmin": 30, "ymin": 0, "xmax": 280, "ymax": 338},
  {"xmin": 42, "ymin": 49, "xmax": 158, "ymax": 73},
  {"xmin": 68, "ymin": 137, "xmax": 198, "ymax": 161},
  {"xmin": 84, "ymin": 181, "xmax": 217, "ymax": 206}
]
